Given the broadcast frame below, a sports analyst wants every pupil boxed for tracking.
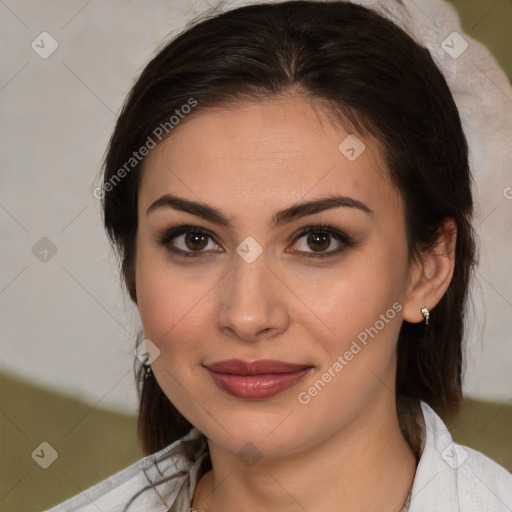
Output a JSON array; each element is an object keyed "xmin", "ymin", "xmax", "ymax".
[
  {"xmin": 186, "ymin": 232, "xmax": 207, "ymax": 251},
  {"xmin": 308, "ymin": 233, "xmax": 329, "ymax": 252}
]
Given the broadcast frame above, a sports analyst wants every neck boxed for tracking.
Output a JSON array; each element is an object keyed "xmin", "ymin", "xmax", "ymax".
[{"xmin": 192, "ymin": 391, "xmax": 418, "ymax": 512}]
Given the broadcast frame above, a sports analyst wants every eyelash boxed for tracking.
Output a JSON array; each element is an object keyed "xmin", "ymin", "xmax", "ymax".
[{"xmin": 157, "ymin": 223, "xmax": 354, "ymax": 260}]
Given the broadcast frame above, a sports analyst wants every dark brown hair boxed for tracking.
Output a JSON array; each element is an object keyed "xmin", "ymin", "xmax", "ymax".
[{"xmin": 101, "ymin": 0, "xmax": 476, "ymax": 461}]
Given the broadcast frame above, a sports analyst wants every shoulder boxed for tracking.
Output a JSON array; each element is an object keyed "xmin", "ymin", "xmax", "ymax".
[
  {"xmin": 456, "ymin": 445, "xmax": 512, "ymax": 509},
  {"xmin": 42, "ymin": 427, "xmax": 208, "ymax": 512},
  {"xmin": 409, "ymin": 402, "xmax": 512, "ymax": 512}
]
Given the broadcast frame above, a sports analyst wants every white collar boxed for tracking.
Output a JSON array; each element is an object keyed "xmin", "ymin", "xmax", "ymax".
[{"xmin": 45, "ymin": 401, "xmax": 512, "ymax": 511}]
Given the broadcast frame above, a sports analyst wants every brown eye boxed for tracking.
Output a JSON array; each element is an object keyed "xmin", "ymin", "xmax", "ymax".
[
  {"xmin": 291, "ymin": 225, "xmax": 353, "ymax": 258},
  {"xmin": 184, "ymin": 232, "xmax": 209, "ymax": 251},
  {"xmin": 306, "ymin": 232, "xmax": 331, "ymax": 252},
  {"xmin": 159, "ymin": 225, "xmax": 221, "ymax": 257}
]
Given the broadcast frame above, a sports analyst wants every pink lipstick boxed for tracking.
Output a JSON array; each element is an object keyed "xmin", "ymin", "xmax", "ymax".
[{"xmin": 204, "ymin": 359, "xmax": 313, "ymax": 399}]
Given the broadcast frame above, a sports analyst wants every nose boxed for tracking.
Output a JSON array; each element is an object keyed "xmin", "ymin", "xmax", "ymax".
[{"xmin": 216, "ymin": 250, "xmax": 290, "ymax": 343}]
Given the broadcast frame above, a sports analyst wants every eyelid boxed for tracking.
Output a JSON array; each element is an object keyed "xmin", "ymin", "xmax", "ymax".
[
  {"xmin": 157, "ymin": 223, "xmax": 353, "ymax": 258},
  {"xmin": 157, "ymin": 224, "xmax": 222, "ymax": 258},
  {"xmin": 290, "ymin": 224, "xmax": 353, "ymax": 258}
]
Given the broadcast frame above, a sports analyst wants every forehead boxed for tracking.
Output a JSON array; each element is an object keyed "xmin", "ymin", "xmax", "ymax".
[{"xmin": 138, "ymin": 94, "xmax": 398, "ymax": 216}]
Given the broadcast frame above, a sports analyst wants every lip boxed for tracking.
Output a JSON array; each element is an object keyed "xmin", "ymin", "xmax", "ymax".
[
  {"xmin": 204, "ymin": 359, "xmax": 313, "ymax": 399},
  {"xmin": 205, "ymin": 359, "xmax": 312, "ymax": 375}
]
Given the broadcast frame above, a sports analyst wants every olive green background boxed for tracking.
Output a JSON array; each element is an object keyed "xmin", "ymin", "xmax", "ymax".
[
  {"xmin": 1, "ymin": 1, "xmax": 511, "ymax": 511},
  {"xmin": 2, "ymin": 371, "xmax": 511, "ymax": 512}
]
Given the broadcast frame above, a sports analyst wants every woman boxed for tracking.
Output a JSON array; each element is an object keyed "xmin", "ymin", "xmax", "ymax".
[{"xmin": 45, "ymin": 0, "xmax": 512, "ymax": 511}]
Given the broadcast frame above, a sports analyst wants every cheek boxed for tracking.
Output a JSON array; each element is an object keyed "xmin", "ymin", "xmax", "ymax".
[
  {"xmin": 134, "ymin": 245, "xmax": 220, "ymax": 428},
  {"xmin": 136, "ymin": 271, "xmax": 196, "ymax": 351},
  {"xmin": 134, "ymin": 238, "xmax": 217, "ymax": 365},
  {"xmin": 317, "ymin": 248, "xmax": 406, "ymax": 329},
  {"xmin": 293, "ymin": 271, "xmax": 405, "ymax": 428},
  {"xmin": 318, "ymin": 274, "xmax": 403, "ymax": 365},
  {"xmin": 311, "ymin": 240, "xmax": 409, "ymax": 376}
]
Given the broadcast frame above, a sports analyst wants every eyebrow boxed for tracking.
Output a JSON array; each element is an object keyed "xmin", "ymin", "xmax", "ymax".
[{"xmin": 146, "ymin": 193, "xmax": 372, "ymax": 229}]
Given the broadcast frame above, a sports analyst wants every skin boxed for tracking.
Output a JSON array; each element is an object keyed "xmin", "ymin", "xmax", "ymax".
[{"xmin": 135, "ymin": 93, "xmax": 456, "ymax": 512}]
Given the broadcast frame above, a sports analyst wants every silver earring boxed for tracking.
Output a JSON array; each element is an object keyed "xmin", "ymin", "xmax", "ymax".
[
  {"xmin": 143, "ymin": 354, "xmax": 153, "ymax": 380},
  {"xmin": 421, "ymin": 306, "xmax": 430, "ymax": 325}
]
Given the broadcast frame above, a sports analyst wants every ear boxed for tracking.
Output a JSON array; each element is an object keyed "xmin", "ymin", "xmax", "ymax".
[{"xmin": 402, "ymin": 218, "xmax": 457, "ymax": 323}]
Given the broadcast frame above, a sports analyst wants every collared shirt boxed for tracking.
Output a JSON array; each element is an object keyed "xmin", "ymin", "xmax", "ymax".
[{"xmin": 44, "ymin": 402, "xmax": 512, "ymax": 512}]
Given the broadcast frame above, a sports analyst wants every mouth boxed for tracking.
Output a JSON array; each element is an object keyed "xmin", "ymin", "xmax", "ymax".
[{"xmin": 204, "ymin": 359, "xmax": 314, "ymax": 399}]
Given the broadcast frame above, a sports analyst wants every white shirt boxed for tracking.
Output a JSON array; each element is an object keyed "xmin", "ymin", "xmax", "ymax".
[{"xmin": 43, "ymin": 402, "xmax": 512, "ymax": 511}]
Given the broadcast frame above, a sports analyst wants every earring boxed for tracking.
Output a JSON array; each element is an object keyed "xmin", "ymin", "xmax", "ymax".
[
  {"xmin": 421, "ymin": 307, "xmax": 430, "ymax": 325},
  {"xmin": 143, "ymin": 354, "xmax": 153, "ymax": 380}
]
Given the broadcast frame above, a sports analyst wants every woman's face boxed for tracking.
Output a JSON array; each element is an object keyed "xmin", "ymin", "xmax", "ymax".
[{"xmin": 135, "ymin": 93, "xmax": 420, "ymax": 458}]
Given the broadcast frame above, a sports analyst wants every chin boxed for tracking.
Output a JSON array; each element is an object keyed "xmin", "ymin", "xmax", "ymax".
[{"xmin": 194, "ymin": 407, "xmax": 318, "ymax": 460}]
